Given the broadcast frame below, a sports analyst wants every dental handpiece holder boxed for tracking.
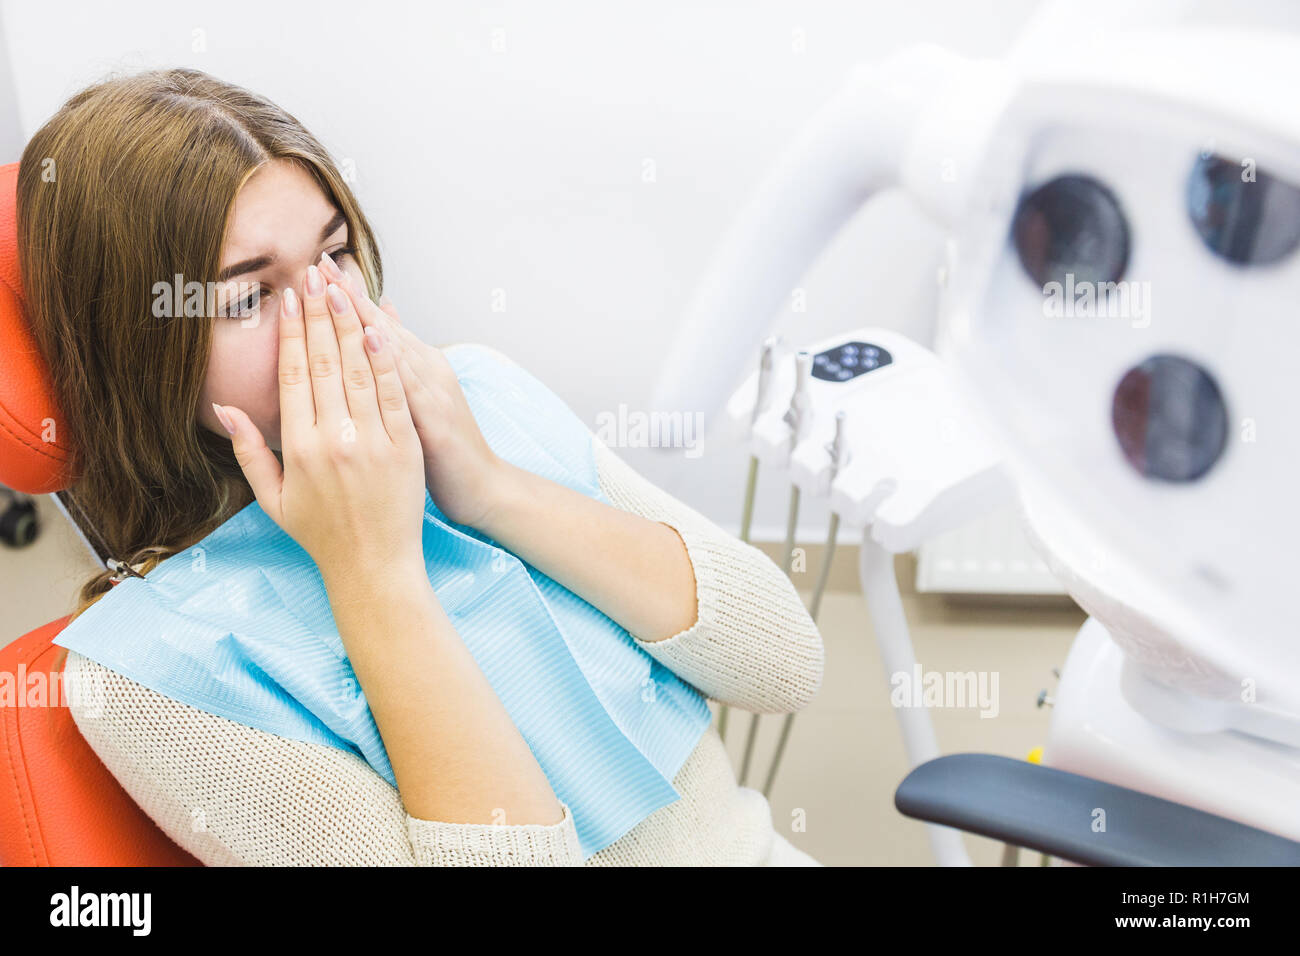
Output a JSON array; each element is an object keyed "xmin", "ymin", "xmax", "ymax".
[{"xmin": 727, "ymin": 328, "xmax": 1010, "ymax": 552}]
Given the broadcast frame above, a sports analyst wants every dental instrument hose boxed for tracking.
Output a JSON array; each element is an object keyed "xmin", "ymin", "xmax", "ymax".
[
  {"xmin": 739, "ymin": 483, "xmax": 799, "ymax": 785},
  {"xmin": 719, "ymin": 337, "xmax": 778, "ymax": 744},
  {"xmin": 718, "ymin": 454, "xmax": 758, "ymax": 743},
  {"xmin": 761, "ymin": 411, "xmax": 849, "ymax": 798},
  {"xmin": 739, "ymin": 350, "xmax": 810, "ymax": 787}
]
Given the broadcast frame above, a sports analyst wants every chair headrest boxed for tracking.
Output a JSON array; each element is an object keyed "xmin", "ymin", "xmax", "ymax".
[{"xmin": 0, "ymin": 161, "xmax": 75, "ymax": 493}]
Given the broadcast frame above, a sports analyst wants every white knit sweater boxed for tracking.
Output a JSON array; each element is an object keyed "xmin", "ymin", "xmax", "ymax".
[{"xmin": 62, "ymin": 351, "xmax": 825, "ymax": 866}]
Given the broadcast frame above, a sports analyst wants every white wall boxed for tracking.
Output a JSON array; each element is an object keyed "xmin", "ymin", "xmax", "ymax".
[
  {"xmin": 0, "ymin": 12, "xmax": 22, "ymax": 170},
  {"xmin": 1, "ymin": 0, "xmax": 1040, "ymax": 539}
]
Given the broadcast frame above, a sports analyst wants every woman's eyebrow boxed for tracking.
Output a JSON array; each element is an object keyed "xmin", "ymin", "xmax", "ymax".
[
  {"xmin": 319, "ymin": 209, "xmax": 347, "ymax": 242},
  {"xmin": 216, "ymin": 210, "xmax": 349, "ymax": 282},
  {"xmin": 217, "ymin": 254, "xmax": 272, "ymax": 283}
]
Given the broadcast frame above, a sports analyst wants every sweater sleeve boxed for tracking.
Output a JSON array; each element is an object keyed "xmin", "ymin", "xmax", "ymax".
[
  {"xmin": 62, "ymin": 650, "xmax": 584, "ymax": 866},
  {"xmin": 449, "ymin": 341, "xmax": 825, "ymax": 715},
  {"xmin": 591, "ymin": 438, "xmax": 825, "ymax": 714}
]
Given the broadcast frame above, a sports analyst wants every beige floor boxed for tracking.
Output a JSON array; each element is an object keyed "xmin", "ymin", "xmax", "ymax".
[
  {"xmin": 3, "ymin": 494, "xmax": 1085, "ymax": 866},
  {"xmin": 4, "ymin": 494, "xmax": 105, "ymax": 635}
]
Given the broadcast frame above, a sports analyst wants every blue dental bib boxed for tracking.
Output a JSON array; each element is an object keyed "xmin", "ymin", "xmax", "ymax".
[{"xmin": 54, "ymin": 344, "xmax": 712, "ymax": 858}]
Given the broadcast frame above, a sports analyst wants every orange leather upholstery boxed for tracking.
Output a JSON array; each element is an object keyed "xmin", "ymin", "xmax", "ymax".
[
  {"xmin": 0, "ymin": 618, "xmax": 200, "ymax": 865},
  {"xmin": 0, "ymin": 162, "xmax": 76, "ymax": 494},
  {"xmin": 0, "ymin": 160, "xmax": 200, "ymax": 865}
]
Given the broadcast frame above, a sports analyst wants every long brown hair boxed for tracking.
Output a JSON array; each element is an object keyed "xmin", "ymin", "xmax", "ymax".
[{"xmin": 16, "ymin": 68, "xmax": 384, "ymax": 632}]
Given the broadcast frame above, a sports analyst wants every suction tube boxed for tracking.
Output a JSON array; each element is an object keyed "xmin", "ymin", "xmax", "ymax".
[
  {"xmin": 721, "ymin": 336, "xmax": 781, "ymax": 743},
  {"xmin": 739, "ymin": 351, "xmax": 813, "ymax": 784},
  {"xmin": 762, "ymin": 411, "xmax": 851, "ymax": 798}
]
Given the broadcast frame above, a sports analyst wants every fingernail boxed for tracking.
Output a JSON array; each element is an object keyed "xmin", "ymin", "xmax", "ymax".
[
  {"xmin": 306, "ymin": 264, "xmax": 324, "ymax": 296},
  {"xmin": 326, "ymin": 282, "xmax": 348, "ymax": 312},
  {"xmin": 364, "ymin": 326, "xmax": 384, "ymax": 354},
  {"xmin": 212, "ymin": 403, "xmax": 237, "ymax": 436},
  {"xmin": 282, "ymin": 287, "xmax": 299, "ymax": 316},
  {"xmin": 319, "ymin": 252, "xmax": 343, "ymax": 282}
]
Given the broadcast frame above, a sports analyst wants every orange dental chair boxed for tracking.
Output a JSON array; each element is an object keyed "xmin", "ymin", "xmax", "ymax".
[{"xmin": 0, "ymin": 160, "xmax": 200, "ymax": 866}]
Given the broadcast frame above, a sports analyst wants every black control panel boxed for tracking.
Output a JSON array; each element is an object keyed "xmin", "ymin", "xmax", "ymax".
[{"xmin": 811, "ymin": 341, "xmax": 893, "ymax": 382}]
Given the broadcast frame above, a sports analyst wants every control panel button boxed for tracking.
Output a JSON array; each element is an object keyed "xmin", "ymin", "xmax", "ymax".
[{"xmin": 811, "ymin": 341, "xmax": 893, "ymax": 383}]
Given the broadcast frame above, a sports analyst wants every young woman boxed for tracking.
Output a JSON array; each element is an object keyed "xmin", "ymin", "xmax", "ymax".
[{"xmin": 19, "ymin": 68, "xmax": 824, "ymax": 866}]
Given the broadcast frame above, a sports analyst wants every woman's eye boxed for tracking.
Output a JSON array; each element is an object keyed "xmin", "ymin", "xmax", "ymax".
[
  {"xmin": 223, "ymin": 284, "xmax": 267, "ymax": 319},
  {"xmin": 329, "ymin": 246, "xmax": 356, "ymax": 261},
  {"xmin": 233, "ymin": 288, "xmax": 259, "ymax": 317}
]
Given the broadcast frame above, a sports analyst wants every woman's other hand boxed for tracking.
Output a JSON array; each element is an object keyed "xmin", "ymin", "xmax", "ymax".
[
  {"xmin": 318, "ymin": 252, "xmax": 509, "ymax": 529},
  {"xmin": 212, "ymin": 263, "xmax": 428, "ymax": 581}
]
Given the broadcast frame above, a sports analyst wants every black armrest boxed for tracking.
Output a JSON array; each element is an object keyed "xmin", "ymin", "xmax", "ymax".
[{"xmin": 894, "ymin": 753, "xmax": 1300, "ymax": 866}]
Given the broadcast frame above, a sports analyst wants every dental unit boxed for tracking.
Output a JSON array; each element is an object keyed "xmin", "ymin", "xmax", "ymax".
[{"xmin": 651, "ymin": 0, "xmax": 1300, "ymax": 864}]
